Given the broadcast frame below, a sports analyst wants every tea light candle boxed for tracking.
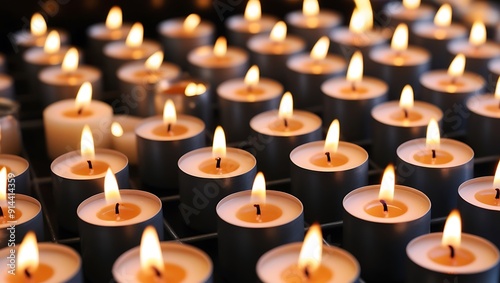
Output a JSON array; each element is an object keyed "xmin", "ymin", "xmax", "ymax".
[
  {"xmin": 257, "ymin": 223, "xmax": 360, "ymax": 283},
  {"xmin": 454, "ymin": 0, "xmax": 500, "ymax": 40},
  {"xmin": 0, "ymin": 74, "xmax": 14, "ymax": 99},
  {"xmin": 343, "ymin": 165, "xmax": 431, "ymax": 282},
  {"xmin": 413, "ymin": 4, "xmax": 467, "ymax": 69},
  {"xmin": 489, "ymin": 58, "xmax": 500, "ymax": 86},
  {"xmin": 420, "ymin": 53, "xmax": 485, "ymax": 134},
  {"xmin": 0, "ymin": 98, "xmax": 22, "ymax": 155},
  {"xmin": 39, "ymin": 47, "xmax": 103, "ymax": 106},
  {"xmin": 370, "ymin": 23, "xmax": 431, "ymax": 100},
  {"xmin": 113, "ymin": 226, "xmax": 213, "ymax": 283},
  {"xmin": 43, "ymin": 82, "xmax": 113, "ymax": 159},
  {"xmin": 249, "ymin": 92, "xmax": 322, "ymax": 181},
  {"xmin": 178, "ymin": 126, "xmax": 256, "ymax": 232},
  {"xmin": 383, "ymin": 0, "xmax": 434, "ymax": 27},
  {"xmin": 290, "ymin": 119, "xmax": 369, "ymax": 223},
  {"xmin": 51, "ymin": 126, "xmax": 129, "ymax": 232},
  {"xmin": 0, "ymin": 232, "xmax": 83, "ymax": 283},
  {"xmin": 247, "ymin": 21, "xmax": 306, "ymax": 84},
  {"xmin": 218, "ymin": 65, "xmax": 283, "ymax": 142},
  {"xmin": 77, "ymin": 169, "xmax": 163, "ymax": 283},
  {"xmin": 225, "ymin": 0, "xmax": 278, "ymax": 49},
  {"xmin": 371, "ymin": 85, "xmax": 443, "ymax": 167},
  {"xmin": 396, "ymin": 119, "xmax": 474, "ymax": 217},
  {"xmin": 217, "ymin": 172, "xmax": 304, "ymax": 283},
  {"xmin": 406, "ymin": 210, "xmax": 500, "ymax": 283},
  {"xmin": 158, "ymin": 14, "xmax": 215, "ymax": 70},
  {"xmin": 136, "ymin": 100, "xmax": 205, "ymax": 191},
  {"xmin": 286, "ymin": 36, "xmax": 347, "ymax": 109},
  {"xmin": 111, "ymin": 115, "xmax": 143, "ymax": 165},
  {"xmin": 0, "ymin": 154, "xmax": 30, "ymax": 195},
  {"xmin": 322, "ymin": 51, "xmax": 388, "ymax": 142},
  {"xmin": 285, "ymin": 0, "xmax": 342, "ymax": 49},
  {"xmin": 117, "ymin": 51, "xmax": 181, "ymax": 117}
]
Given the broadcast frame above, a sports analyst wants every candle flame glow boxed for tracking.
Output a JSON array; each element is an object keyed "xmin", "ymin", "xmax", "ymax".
[
  {"xmin": 104, "ymin": 167, "xmax": 122, "ymax": 204},
  {"xmin": 75, "ymin": 82, "xmax": 92, "ymax": 112},
  {"xmin": 18, "ymin": 231, "xmax": 39, "ymax": 278},
  {"xmin": 126, "ymin": 22, "xmax": 144, "ymax": 48},
  {"xmin": 426, "ymin": 118, "xmax": 440, "ymax": 151},
  {"xmin": 140, "ymin": 226, "xmax": 165, "ymax": 276},
  {"xmin": 0, "ymin": 167, "xmax": 6, "ymax": 205},
  {"xmin": 81, "ymin": 125, "xmax": 95, "ymax": 161},
  {"xmin": 350, "ymin": 0, "xmax": 373, "ymax": 33},
  {"xmin": 434, "ymin": 4, "xmax": 452, "ymax": 28},
  {"xmin": 145, "ymin": 50, "xmax": 163, "ymax": 72},
  {"xmin": 494, "ymin": 160, "xmax": 500, "ymax": 188},
  {"xmin": 251, "ymin": 172, "xmax": 266, "ymax": 204},
  {"xmin": 310, "ymin": 36, "xmax": 330, "ymax": 61},
  {"xmin": 31, "ymin": 13, "xmax": 47, "ymax": 37},
  {"xmin": 469, "ymin": 21, "xmax": 486, "ymax": 47},
  {"xmin": 44, "ymin": 30, "xmax": 60, "ymax": 54},
  {"xmin": 244, "ymin": 0, "xmax": 261, "ymax": 21},
  {"xmin": 391, "ymin": 23, "xmax": 408, "ymax": 52},
  {"xmin": 278, "ymin": 92, "xmax": 294, "ymax": 121},
  {"xmin": 379, "ymin": 164, "xmax": 395, "ymax": 202},
  {"xmin": 346, "ymin": 51, "xmax": 363, "ymax": 84},
  {"xmin": 62, "ymin": 47, "xmax": 79, "ymax": 73},
  {"xmin": 495, "ymin": 77, "xmax": 500, "ymax": 100},
  {"xmin": 105, "ymin": 6, "xmax": 122, "ymax": 30},
  {"xmin": 442, "ymin": 209, "xmax": 461, "ymax": 249},
  {"xmin": 270, "ymin": 21, "xmax": 287, "ymax": 43},
  {"xmin": 183, "ymin": 14, "xmax": 201, "ymax": 33},
  {"xmin": 403, "ymin": 0, "xmax": 420, "ymax": 10},
  {"xmin": 447, "ymin": 53, "xmax": 466, "ymax": 79},
  {"xmin": 303, "ymin": 0, "xmax": 319, "ymax": 17},
  {"xmin": 244, "ymin": 65, "xmax": 260, "ymax": 88},
  {"xmin": 298, "ymin": 223, "xmax": 322, "ymax": 276},
  {"xmin": 399, "ymin": 85, "xmax": 414, "ymax": 111},
  {"xmin": 213, "ymin": 36, "xmax": 227, "ymax": 58},
  {"xmin": 324, "ymin": 119, "xmax": 340, "ymax": 154},
  {"xmin": 184, "ymin": 82, "xmax": 206, "ymax": 97},
  {"xmin": 212, "ymin": 126, "xmax": 226, "ymax": 159},
  {"xmin": 163, "ymin": 99, "xmax": 177, "ymax": 127},
  {"xmin": 111, "ymin": 122, "xmax": 124, "ymax": 137}
]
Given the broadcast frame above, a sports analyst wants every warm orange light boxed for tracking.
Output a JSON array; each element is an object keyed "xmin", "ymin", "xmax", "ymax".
[
  {"xmin": 145, "ymin": 50, "xmax": 163, "ymax": 72},
  {"xmin": 75, "ymin": 82, "xmax": 92, "ymax": 112},
  {"xmin": 140, "ymin": 226, "xmax": 164, "ymax": 276},
  {"xmin": 111, "ymin": 122, "xmax": 124, "ymax": 137},
  {"xmin": 213, "ymin": 36, "xmax": 227, "ymax": 58},
  {"xmin": 0, "ymin": 167, "xmax": 6, "ymax": 205},
  {"xmin": 310, "ymin": 36, "xmax": 330, "ymax": 61},
  {"xmin": 163, "ymin": 99, "xmax": 177, "ymax": 127},
  {"xmin": 18, "ymin": 231, "xmax": 39, "ymax": 278},
  {"xmin": 244, "ymin": 65, "xmax": 260, "ymax": 88},
  {"xmin": 399, "ymin": 85, "xmax": 414, "ymax": 111},
  {"xmin": 426, "ymin": 118, "xmax": 440, "ymax": 151},
  {"xmin": 31, "ymin": 13, "xmax": 47, "ymax": 37},
  {"xmin": 270, "ymin": 21, "xmax": 287, "ymax": 43},
  {"xmin": 126, "ymin": 22, "xmax": 144, "ymax": 48},
  {"xmin": 251, "ymin": 172, "xmax": 266, "ymax": 204},
  {"xmin": 495, "ymin": 77, "xmax": 500, "ymax": 101},
  {"xmin": 105, "ymin": 6, "xmax": 122, "ymax": 30},
  {"xmin": 379, "ymin": 164, "xmax": 395, "ymax": 202},
  {"xmin": 183, "ymin": 14, "xmax": 201, "ymax": 33},
  {"xmin": 447, "ymin": 53, "xmax": 466, "ymax": 79},
  {"xmin": 104, "ymin": 167, "xmax": 121, "ymax": 204},
  {"xmin": 346, "ymin": 50, "xmax": 363, "ymax": 84},
  {"xmin": 279, "ymin": 92, "xmax": 294, "ymax": 121},
  {"xmin": 403, "ymin": 0, "xmax": 420, "ymax": 10},
  {"xmin": 184, "ymin": 82, "xmax": 206, "ymax": 97},
  {"xmin": 81, "ymin": 125, "xmax": 95, "ymax": 161},
  {"xmin": 391, "ymin": 23, "xmax": 409, "ymax": 52},
  {"xmin": 212, "ymin": 126, "xmax": 227, "ymax": 159},
  {"xmin": 298, "ymin": 223, "xmax": 322, "ymax": 275},
  {"xmin": 62, "ymin": 47, "xmax": 79, "ymax": 73},
  {"xmin": 434, "ymin": 4, "xmax": 452, "ymax": 28},
  {"xmin": 244, "ymin": 0, "xmax": 262, "ymax": 21},
  {"xmin": 469, "ymin": 21, "xmax": 486, "ymax": 47},
  {"xmin": 442, "ymin": 209, "xmax": 461, "ymax": 249},
  {"xmin": 44, "ymin": 30, "xmax": 60, "ymax": 54},
  {"xmin": 303, "ymin": 0, "xmax": 320, "ymax": 17},
  {"xmin": 324, "ymin": 119, "xmax": 340, "ymax": 154},
  {"xmin": 350, "ymin": 0, "xmax": 373, "ymax": 33},
  {"xmin": 492, "ymin": 160, "xmax": 500, "ymax": 189}
]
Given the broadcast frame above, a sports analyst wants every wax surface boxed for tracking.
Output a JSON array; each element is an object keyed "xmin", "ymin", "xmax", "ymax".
[
  {"xmin": 198, "ymin": 158, "xmax": 240, "ymax": 175},
  {"xmin": 309, "ymin": 152, "xmax": 349, "ymax": 167},
  {"xmin": 6, "ymin": 263, "xmax": 54, "ymax": 283},
  {"xmin": 428, "ymin": 246, "xmax": 475, "ymax": 266},
  {"xmin": 137, "ymin": 263, "xmax": 186, "ymax": 283},
  {"xmin": 236, "ymin": 203, "xmax": 283, "ymax": 223},
  {"xmin": 70, "ymin": 160, "xmax": 109, "ymax": 176},
  {"xmin": 97, "ymin": 203, "xmax": 141, "ymax": 221},
  {"xmin": 475, "ymin": 190, "xmax": 500, "ymax": 206},
  {"xmin": 364, "ymin": 199, "xmax": 408, "ymax": 218},
  {"xmin": 281, "ymin": 264, "xmax": 333, "ymax": 282},
  {"xmin": 413, "ymin": 149, "xmax": 454, "ymax": 165}
]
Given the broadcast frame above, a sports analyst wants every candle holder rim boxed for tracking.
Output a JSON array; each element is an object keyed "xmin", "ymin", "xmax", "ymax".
[
  {"xmin": 286, "ymin": 52, "xmax": 348, "ymax": 73},
  {"xmin": 23, "ymin": 45, "xmax": 72, "ymax": 65},
  {"xmin": 466, "ymin": 94, "xmax": 500, "ymax": 118},
  {"xmin": 458, "ymin": 176, "xmax": 500, "ymax": 211},
  {"xmin": 156, "ymin": 77, "xmax": 210, "ymax": 95},
  {"xmin": 0, "ymin": 154, "xmax": 29, "ymax": 175},
  {"xmin": 0, "ymin": 194, "xmax": 41, "ymax": 229},
  {"xmin": 135, "ymin": 114, "xmax": 206, "ymax": 140},
  {"xmin": 371, "ymin": 100, "xmax": 444, "ymax": 127},
  {"xmin": 369, "ymin": 44, "xmax": 432, "ymax": 66},
  {"xmin": 250, "ymin": 109, "xmax": 322, "ymax": 136},
  {"xmin": 225, "ymin": 13, "xmax": 278, "ymax": 31},
  {"xmin": 103, "ymin": 39, "xmax": 161, "ymax": 59},
  {"xmin": 329, "ymin": 26, "xmax": 391, "ymax": 46},
  {"xmin": 157, "ymin": 17, "xmax": 215, "ymax": 34},
  {"xmin": 321, "ymin": 76, "xmax": 389, "ymax": 99},
  {"xmin": 420, "ymin": 70, "xmax": 486, "ymax": 92},
  {"xmin": 187, "ymin": 45, "xmax": 249, "ymax": 68},
  {"xmin": 247, "ymin": 34, "xmax": 306, "ymax": 54},
  {"xmin": 217, "ymin": 77, "xmax": 283, "ymax": 102}
]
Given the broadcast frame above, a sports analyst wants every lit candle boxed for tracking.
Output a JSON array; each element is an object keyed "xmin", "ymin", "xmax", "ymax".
[
  {"xmin": 39, "ymin": 47, "xmax": 103, "ymax": 106},
  {"xmin": 413, "ymin": 3, "xmax": 467, "ymax": 69},
  {"xmin": 257, "ymin": 223, "xmax": 360, "ymax": 282},
  {"xmin": 453, "ymin": 0, "xmax": 500, "ymax": 40},
  {"xmin": 216, "ymin": 172, "xmax": 304, "ymax": 283},
  {"xmin": 43, "ymin": 82, "xmax": 113, "ymax": 159},
  {"xmin": 343, "ymin": 164, "xmax": 431, "ymax": 282},
  {"xmin": 371, "ymin": 85, "xmax": 443, "ymax": 166},
  {"xmin": 0, "ymin": 73, "xmax": 14, "ymax": 99},
  {"xmin": 247, "ymin": 21, "xmax": 306, "ymax": 83},
  {"xmin": 0, "ymin": 154, "xmax": 30, "ymax": 195},
  {"xmin": 249, "ymin": 92, "xmax": 322, "ymax": 181},
  {"xmin": 285, "ymin": 0, "xmax": 342, "ymax": 49},
  {"xmin": 225, "ymin": 0, "xmax": 278, "ymax": 49},
  {"xmin": 178, "ymin": 126, "xmax": 256, "ymax": 232},
  {"xmin": 113, "ymin": 226, "xmax": 213, "ymax": 282},
  {"xmin": 290, "ymin": 119, "xmax": 369, "ymax": 223},
  {"xmin": 406, "ymin": 210, "xmax": 500, "ymax": 283},
  {"xmin": 370, "ymin": 23, "xmax": 431, "ymax": 100},
  {"xmin": 51, "ymin": 126, "xmax": 129, "ymax": 232},
  {"xmin": 286, "ymin": 36, "xmax": 347, "ymax": 109},
  {"xmin": 111, "ymin": 115, "xmax": 143, "ymax": 165},
  {"xmin": 321, "ymin": 50, "xmax": 388, "ymax": 141},
  {"xmin": 0, "ymin": 232, "xmax": 83, "ymax": 282},
  {"xmin": 77, "ymin": 169, "xmax": 163, "ymax": 283},
  {"xmin": 383, "ymin": 0, "xmax": 434, "ymax": 28},
  {"xmin": 158, "ymin": 14, "xmax": 215, "ymax": 70},
  {"xmin": 117, "ymin": 50, "xmax": 181, "ymax": 116},
  {"xmin": 217, "ymin": 65, "xmax": 283, "ymax": 142},
  {"xmin": 0, "ymin": 98, "xmax": 22, "ymax": 155},
  {"xmin": 420, "ymin": 53, "xmax": 485, "ymax": 133},
  {"xmin": 396, "ymin": 119, "xmax": 474, "ymax": 217},
  {"xmin": 136, "ymin": 99, "xmax": 205, "ymax": 191}
]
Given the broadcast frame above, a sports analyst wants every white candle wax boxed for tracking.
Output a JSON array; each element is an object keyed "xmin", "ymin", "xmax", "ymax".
[
  {"xmin": 188, "ymin": 46, "xmax": 248, "ymax": 68},
  {"xmin": 87, "ymin": 23, "xmax": 131, "ymax": 41},
  {"xmin": 13, "ymin": 29, "xmax": 69, "ymax": 49},
  {"xmin": 287, "ymin": 53, "xmax": 346, "ymax": 75},
  {"xmin": 286, "ymin": 10, "xmax": 342, "ymax": 29},
  {"xmin": 407, "ymin": 233, "xmax": 499, "ymax": 274},
  {"xmin": 459, "ymin": 176, "xmax": 500, "ymax": 210},
  {"xmin": 372, "ymin": 101, "xmax": 443, "ymax": 127},
  {"xmin": 0, "ymin": 154, "xmax": 28, "ymax": 176},
  {"xmin": 257, "ymin": 242, "xmax": 359, "ymax": 283},
  {"xmin": 0, "ymin": 99, "xmax": 21, "ymax": 155},
  {"xmin": 250, "ymin": 110, "xmax": 321, "ymax": 137},
  {"xmin": 489, "ymin": 58, "xmax": 500, "ymax": 76},
  {"xmin": 448, "ymin": 40, "xmax": 500, "ymax": 59},
  {"xmin": 103, "ymin": 40, "xmax": 161, "ymax": 61},
  {"xmin": 158, "ymin": 19, "xmax": 214, "ymax": 38},
  {"xmin": 24, "ymin": 46, "xmax": 71, "ymax": 66},
  {"xmin": 217, "ymin": 190, "xmax": 302, "ymax": 228},
  {"xmin": 370, "ymin": 46, "xmax": 430, "ymax": 66},
  {"xmin": 39, "ymin": 65, "xmax": 101, "ymax": 87},
  {"xmin": 0, "ymin": 242, "xmax": 81, "ymax": 283},
  {"xmin": 248, "ymin": 34, "xmax": 305, "ymax": 55},
  {"xmin": 413, "ymin": 22, "xmax": 467, "ymax": 40},
  {"xmin": 117, "ymin": 61, "xmax": 181, "ymax": 85},
  {"xmin": 113, "ymin": 242, "xmax": 212, "ymax": 282},
  {"xmin": 0, "ymin": 194, "xmax": 40, "ymax": 229},
  {"xmin": 321, "ymin": 76, "xmax": 388, "ymax": 100},
  {"xmin": 226, "ymin": 15, "xmax": 277, "ymax": 34},
  {"xmin": 467, "ymin": 94, "xmax": 500, "ymax": 119},
  {"xmin": 420, "ymin": 70, "xmax": 484, "ymax": 93},
  {"xmin": 111, "ymin": 115, "xmax": 143, "ymax": 165},
  {"xmin": 217, "ymin": 77, "xmax": 283, "ymax": 102},
  {"xmin": 384, "ymin": 3, "xmax": 434, "ymax": 22},
  {"xmin": 78, "ymin": 190, "xmax": 161, "ymax": 227},
  {"xmin": 290, "ymin": 141, "xmax": 367, "ymax": 172},
  {"xmin": 135, "ymin": 114, "xmax": 204, "ymax": 142},
  {"xmin": 329, "ymin": 27, "xmax": 389, "ymax": 48}
]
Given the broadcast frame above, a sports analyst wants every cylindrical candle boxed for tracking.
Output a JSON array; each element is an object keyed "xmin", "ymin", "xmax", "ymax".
[
  {"xmin": 0, "ymin": 74, "xmax": 14, "ymax": 99},
  {"xmin": 0, "ymin": 98, "xmax": 22, "ymax": 155},
  {"xmin": 0, "ymin": 154, "xmax": 30, "ymax": 195},
  {"xmin": 110, "ymin": 115, "xmax": 143, "ymax": 165},
  {"xmin": 466, "ymin": 91, "xmax": 500, "ymax": 157},
  {"xmin": 383, "ymin": 1, "xmax": 434, "ymax": 28},
  {"xmin": 488, "ymin": 58, "xmax": 500, "ymax": 86}
]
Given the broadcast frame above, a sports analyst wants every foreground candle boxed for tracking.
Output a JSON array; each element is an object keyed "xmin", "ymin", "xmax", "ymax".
[
  {"xmin": 343, "ymin": 165, "xmax": 431, "ymax": 282},
  {"xmin": 0, "ymin": 98, "xmax": 22, "ymax": 155},
  {"xmin": 217, "ymin": 172, "xmax": 304, "ymax": 283},
  {"xmin": 406, "ymin": 210, "xmax": 500, "ymax": 283}
]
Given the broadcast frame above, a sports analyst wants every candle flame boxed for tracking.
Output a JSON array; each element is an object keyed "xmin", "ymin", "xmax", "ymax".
[
  {"xmin": 495, "ymin": 77, "xmax": 500, "ymax": 100},
  {"xmin": 104, "ymin": 167, "xmax": 122, "ymax": 204},
  {"xmin": 244, "ymin": 65, "xmax": 260, "ymax": 88},
  {"xmin": 184, "ymin": 82, "xmax": 206, "ymax": 97},
  {"xmin": 44, "ymin": 30, "xmax": 60, "ymax": 54},
  {"xmin": 183, "ymin": 14, "xmax": 201, "ymax": 33},
  {"xmin": 346, "ymin": 50, "xmax": 363, "ymax": 84},
  {"xmin": 163, "ymin": 99, "xmax": 177, "ymax": 126},
  {"xmin": 298, "ymin": 223, "xmax": 322, "ymax": 276},
  {"xmin": 310, "ymin": 36, "xmax": 330, "ymax": 61},
  {"xmin": 145, "ymin": 50, "xmax": 163, "ymax": 72},
  {"xmin": 447, "ymin": 53, "xmax": 466, "ymax": 79},
  {"xmin": 270, "ymin": 21, "xmax": 287, "ymax": 43},
  {"xmin": 251, "ymin": 172, "xmax": 266, "ymax": 204},
  {"xmin": 434, "ymin": 4, "xmax": 452, "ymax": 28},
  {"xmin": 391, "ymin": 23, "xmax": 408, "ymax": 52},
  {"xmin": 62, "ymin": 47, "xmax": 79, "ymax": 73},
  {"xmin": 80, "ymin": 125, "xmax": 95, "ymax": 161},
  {"xmin": 403, "ymin": 0, "xmax": 420, "ymax": 10},
  {"xmin": 245, "ymin": 0, "xmax": 262, "ymax": 21},
  {"xmin": 379, "ymin": 164, "xmax": 395, "ymax": 202},
  {"xmin": 212, "ymin": 126, "xmax": 226, "ymax": 159},
  {"xmin": 399, "ymin": 85, "xmax": 414, "ymax": 111},
  {"xmin": 303, "ymin": 0, "xmax": 319, "ymax": 17},
  {"xmin": 126, "ymin": 22, "xmax": 144, "ymax": 48},
  {"xmin": 213, "ymin": 36, "xmax": 227, "ymax": 58},
  {"xmin": 469, "ymin": 21, "xmax": 486, "ymax": 47},
  {"xmin": 494, "ymin": 160, "xmax": 500, "ymax": 188},
  {"xmin": 0, "ymin": 167, "xmax": 6, "ymax": 205},
  {"xmin": 324, "ymin": 119, "xmax": 340, "ymax": 154},
  {"xmin": 18, "ymin": 231, "xmax": 39, "ymax": 278},
  {"xmin": 105, "ymin": 6, "xmax": 122, "ymax": 30},
  {"xmin": 278, "ymin": 92, "xmax": 294, "ymax": 121},
  {"xmin": 350, "ymin": 0, "xmax": 373, "ymax": 33},
  {"xmin": 75, "ymin": 82, "xmax": 92, "ymax": 112},
  {"xmin": 140, "ymin": 226, "xmax": 164, "ymax": 276},
  {"xmin": 111, "ymin": 122, "xmax": 124, "ymax": 137},
  {"xmin": 442, "ymin": 209, "xmax": 461, "ymax": 249},
  {"xmin": 31, "ymin": 13, "xmax": 47, "ymax": 37},
  {"xmin": 426, "ymin": 118, "xmax": 440, "ymax": 151}
]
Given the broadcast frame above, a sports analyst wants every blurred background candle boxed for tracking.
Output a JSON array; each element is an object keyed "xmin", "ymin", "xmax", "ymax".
[
  {"xmin": 286, "ymin": 36, "xmax": 346, "ymax": 110},
  {"xmin": 0, "ymin": 98, "xmax": 22, "ymax": 155},
  {"xmin": 0, "ymin": 154, "xmax": 30, "ymax": 195},
  {"xmin": 111, "ymin": 115, "xmax": 143, "ymax": 165},
  {"xmin": 451, "ymin": 0, "xmax": 500, "ymax": 40},
  {"xmin": 489, "ymin": 58, "xmax": 500, "ymax": 87},
  {"xmin": 0, "ymin": 74, "xmax": 14, "ymax": 99},
  {"xmin": 322, "ymin": 51, "xmax": 388, "ymax": 142},
  {"xmin": 406, "ymin": 210, "xmax": 500, "ymax": 283},
  {"xmin": 383, "ymin": 0, "xmax": 434, "ymax": 28},
  {"xmin": 158, "ymin": 14, "xmax": 215, "ymax": 71}
]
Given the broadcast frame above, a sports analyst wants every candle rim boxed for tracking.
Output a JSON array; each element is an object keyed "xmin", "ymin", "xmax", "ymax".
[
  {"xmin": 284, "ymin": 9, "xmax": 342, "ymax": 29},
  {"xmin": 419, "ymin": 70, "xmax": 485, "ymax": 93},
  {"xmin": 87, "ymin": 22, "xmax": 132, "ymax": 40},
  {"xmin": 187, "ymin": 45, "xmax": 249, "ymax": 68},
  {"xmin": 412, "ymin": 21, "xmax": 467, "ymax": 40},
  {"xmin": 466, "ymin": 94, "xmax": 500, "ymax": 118},
  {"xmin": 157, "ymin": 17, "xmax": 214, "ymax": 38},
  {"xmin": 369, "ymin": 44, "xmax": 431, "ymax": 66},
  {"xmin": 0, "ymin": 154, "xmax": 29, "ymax": 176},
  {"xmin": 286, "ymin": 52, "xmax": 347, "ymax": 74},
  {"xmin": 458, "ymin": 176, "xmax": 500, "ymax": 211},
  {"xmin": 135, "ymin": 114, "xmax": 205, "ymax": 141},
  {"xmin": 383, "ymin": 1, "xmax": 434, "ymax": 20},
  {"xmin": 371, "ymin": 101, "xmax": 443, "ymax": 127},
  {"xmin": 321, "ymin": 76, "xmax": 388, "ymax": 100},
  {"xmin": 38, "ymin": 65, "xmax": 102, "ymax": 86},
  {"xmin": 250, "ymin": 109, "xmax": 322, "ymax": 136},
  {"xmin": 14, "ymin": 28, "xmax": 69, "ymax": 47},
  {"xmin": 217, "ymin": 77, "xmax": 283, "ymax": 102},
  {"xmin": 103, "ymin": 39, "xmax": 161, "ymax": 60},
  {"xmin": 247, "ymin": 33, "xmax": 306, "ymax": 54},
  {"xmin": 0, "ymin": 194, "xmax": 41, "ymax": 229},
  {"xmin": 329, "ymin": 26, "xmax": 390, "ymax": 47},
  {"xmin": 488, "ymin": 58, "xmax": 500, "ymax": 74},
  {"xmin": 23, "ymin": 45, "xmax": 70, "ymax": 65},
  {"xmin": 116, "ymin": 60, "xmax": 181, "ymax": 83},
  {"xmin": 448, "ymin": 39, "xmax": 500, "ymax": 59},
  {"xmin": 225, "ymin": 14, "xmax": 278, "ymax": 33}
]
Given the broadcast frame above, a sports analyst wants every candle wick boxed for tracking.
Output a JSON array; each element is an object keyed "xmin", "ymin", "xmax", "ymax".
[
  {"xmin": 247, "ymin": 85, "xmax": 253, "ymax": 94},
  {"xmin": 115, "ymin": 203, "xmax": 120, "ymax": 215},
  {"xmin": 167, "ymin": 123, "xmax": 172, "ymax": 133},
  {"xmin": 448, "ymin": 245, "xmax": 455, "ymax": 259},
  {"xmin": 87, "ymin": 160, "xmax": 93, "ymax": 170},
  {"xmin": 403, "ymin": 108, "xmax": 409, "ymax": 119},
  {"xmin": 432, "ymin": 149, "xmax": 436, "ymax": 159},
  {"xmin": 24, "ymin": 268, "xmax": 32, "ymax": 279},
  {"xmin": 284, "ymin": 118, "xmax": 288, "ymax": 128},
  {"xmin": 215, "ymin": 157, "xmax": 222, "ymax": 169},
  {"xmin": 325, "ymin": 152, "xmax": 331, "ymax": 163},
  {"xmin": 0, "ymin": 206, "xmax": 4, "ymax": 218},
  {"xmin": 495, "ymin": 188, "xmax": 499, "ymax": 199},
  {"xmin": 77, "ymin": 107, "xmax": 83, "ymax": 115},
  {"xmin": 304, "ymin": 265, "xmax": 310, "ymax": 279},
  {"xmin": 380, "ymin": 199, "xmax": 388, "ymax": 213},
  {"xmin": 254, "ymin": 204, "xmax": 262, "ymax": 222},
  {"xmin": 450, "ymin": 76, "xmax": 457, "ymax": 85},
  {"xmin": 351, "ymin": 82, "xmax": 357, "ymax": 92},
  {"xmin": 152, "ymin": 266, "xmax": 162, "ymax": 279}
]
